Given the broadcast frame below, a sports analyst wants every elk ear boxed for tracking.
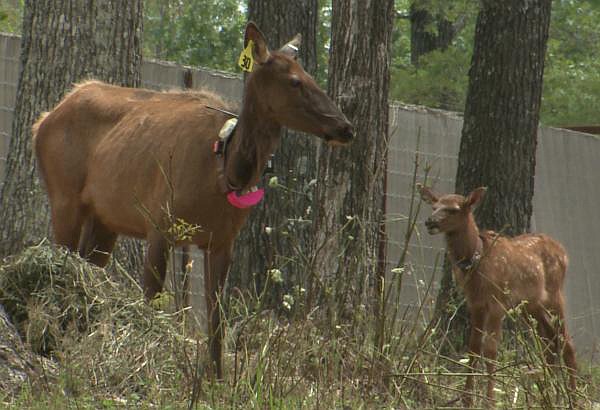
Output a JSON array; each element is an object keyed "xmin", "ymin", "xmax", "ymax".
[
  {"xmin": 280, "ymin": 33, "xmax": 301, "ymax": 59},
  {"xmin": 464, "ymin": 187, "xmax": 487, "ymax": 209},
  {"xmin": 416, "ymin": 183, "xmax": 439, "ymax": 205},
  {"xmin": 244, "ymin": 22, "xmax": 271, "ymax": 64}
]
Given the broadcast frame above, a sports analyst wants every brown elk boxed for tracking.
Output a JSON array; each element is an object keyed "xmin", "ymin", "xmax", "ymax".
[
  {"xmin": 33, "ymin": 22, "xmax": 353, "ymax": 379},
  {"xmin": 417, "ymin": 184, "xmax": 577, "ymax": 406}
]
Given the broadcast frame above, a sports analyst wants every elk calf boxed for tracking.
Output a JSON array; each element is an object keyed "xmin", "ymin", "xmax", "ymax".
[{"xmin": 417, "ymin": 184, "xmax": 576, "ymax": 406}]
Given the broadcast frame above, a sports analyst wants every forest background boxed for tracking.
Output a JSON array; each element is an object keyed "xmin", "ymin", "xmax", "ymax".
[{"xmin": 2, "ymin": 0, "xmax": 598, "ymax": 127}]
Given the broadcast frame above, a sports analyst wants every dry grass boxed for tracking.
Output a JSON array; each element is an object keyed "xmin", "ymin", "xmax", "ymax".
[
  {"xmin": 0, "ymin": 243, "xmax": 597, "ymax": 409},
  {"xmin": 0, "ymin": 244, "xmax": 196, "ymax": 406}
]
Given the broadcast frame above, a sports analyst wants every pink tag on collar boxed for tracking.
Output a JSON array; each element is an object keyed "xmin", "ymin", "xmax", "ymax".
[{"xmin": 227, "ymin": 188, "xmax": 265, "ymax": 208}]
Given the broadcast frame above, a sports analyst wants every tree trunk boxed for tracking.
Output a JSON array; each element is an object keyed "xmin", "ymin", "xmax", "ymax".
[
  {"xmin": 311, "ymin": 0, "xmax": 394, "ymax": 330},
  {"xmin": 230, "ymin": 0, "xmax": 318, "ymax": 300},
  {"xmin": 0, "ymin": 304, "xmax": 38, "ymax": 397},
  {"xmin": 0, "ymin": 0, "xmax": 143, "ymax": 268},
  {"xmin": 410, "ymin": 2, "xmax": 456, "ymax": 66},
  {"xmin": 433, "ymin": 0, "xmax": 552, "ymax": 350}
]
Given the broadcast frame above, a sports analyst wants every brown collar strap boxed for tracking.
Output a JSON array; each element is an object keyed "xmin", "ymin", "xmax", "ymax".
[
  {"xmin": 456, "ymin": 236, "xmax": 483, "ymax": 273},
  {"xmin": 214, "ymin": 118, "xmax": 239, "ymax": 194}
]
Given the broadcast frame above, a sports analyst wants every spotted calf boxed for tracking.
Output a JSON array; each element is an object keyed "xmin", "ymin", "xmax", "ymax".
[{"xmin": 418, "ymin": 184, "xmax": 577, "ymax": 407}]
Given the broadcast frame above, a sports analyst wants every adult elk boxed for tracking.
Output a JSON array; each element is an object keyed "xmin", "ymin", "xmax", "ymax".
[
  {"xmin": 417, "ymin": 184, "xmax": 577, "ymax": 407},
  {"xmin": 34, "ymin": 23, "xmax": 353, "ymax": 379}
]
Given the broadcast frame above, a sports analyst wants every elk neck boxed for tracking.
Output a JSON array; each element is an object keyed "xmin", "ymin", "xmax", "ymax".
[
  {"xmin": 224, "ymin": 83, "xmax": 281, "ymax": 191},
  {"xmin": 445, "ymin": 213, "xmax": 482, "ymax": 265}
]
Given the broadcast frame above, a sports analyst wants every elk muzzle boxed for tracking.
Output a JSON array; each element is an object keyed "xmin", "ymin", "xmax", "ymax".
[
  {"xmin": 424, "ymin": 217, "xmax": 441, "ymax": 234},
  {"xmin": 324, "ymin": 121, "xmax": 353, "ymax": 146}
]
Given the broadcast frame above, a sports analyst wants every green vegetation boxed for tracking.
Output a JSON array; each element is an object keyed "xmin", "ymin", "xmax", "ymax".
[
  {"xmin": 2, "ymin": 1, "xmax": 599, "ymax": 125},
  {"xmin": 0, "ymin": 0, "xmax": 22, "ymax": 34},
  {"xmin": 391, "ymin": 0, "xmax": 600, "ymax": 126},
  {"xmin": 542, "ymin": 0, "xmax": 600, "ymax": 126},
  {"xmin": 390, "ymin": 0, "xmax": 476, "ymax": 112},
  {"xmin": 144, "ymin": 0, "xmax": 246, "ymax": 71}
]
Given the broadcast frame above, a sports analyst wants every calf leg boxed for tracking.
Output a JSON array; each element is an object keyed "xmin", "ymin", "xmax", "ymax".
[
  {"xmin": 464, "ymin": 307, "xmax": 486, "ymax": 407},
  {"xmin": 482, "ymin": 312, "xmax": 503, "ymax": 407},
  {"xmin": 527, "ymin": 306, "xmax": 557, "ymax": 365},
  {"xmin": 532, "ymin": 302, "xmax": 577, "ymax": 399},
  {"xmin": 554, "ymin": 295, "xmax": 577, "ymax": 391},
  {"xmin": 203, "ymin": 244, "xmax": 232, "ymax": 380}
]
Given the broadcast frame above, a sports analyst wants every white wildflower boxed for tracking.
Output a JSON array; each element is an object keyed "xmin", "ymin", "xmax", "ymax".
[
  {"xmin": 268, "ymin": 268, "xmax": 283, "ymax": 284},
  {"xmin": 282, "ymin": 294, "xmax": 294, "ymax": 310}
]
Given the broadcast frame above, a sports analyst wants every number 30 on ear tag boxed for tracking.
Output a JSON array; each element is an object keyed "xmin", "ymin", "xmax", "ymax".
[{"xmin": 238, "ymin": 40, "xmax": 254, "ymax": 72}]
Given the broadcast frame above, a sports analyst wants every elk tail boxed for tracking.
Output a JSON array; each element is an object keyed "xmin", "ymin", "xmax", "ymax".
[{"xmin": 31, "ymin": 111, "xmax": 50, "ymax": 144}]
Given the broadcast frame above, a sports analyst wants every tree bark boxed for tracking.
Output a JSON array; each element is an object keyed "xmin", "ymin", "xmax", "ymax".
[
  {"xmin": 0, "ymin": 304, "xmax": 38, "ymax": 397},
  {"xmin": 0, "ymin": 0, "xmax": 143, "ymax": 267},
  {"xmin": 247, "ymin": 0, "xmax": 318, "ymax": 75},
  {"xmin": 433, "ymin": 0, "xmax": 552, "ymax": 350},
  {"xmin": 311, "ymin": 0, "xmax": 394, "ymax": 328},
  {"xmin": 230, "ymin": 0, "xmax": 319, "ymax": 298}
]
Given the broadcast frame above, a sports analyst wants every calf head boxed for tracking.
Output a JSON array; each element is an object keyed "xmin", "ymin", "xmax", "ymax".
[
  {"xmin": 243, "ymin": 22, "xmax": 353, "ymax": 145},
  {"xmin": 417, "ymin": 184, "xmax": 487, "ymax": 235}
]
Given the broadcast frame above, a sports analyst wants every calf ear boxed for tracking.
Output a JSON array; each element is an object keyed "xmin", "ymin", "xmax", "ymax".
[
  {"xmin": 464, "ymin": 187, "xmax": 487, "ymax": 209},
  {"xmin": 416, "ymin": 183, "xmax": 439, "ymax": 205},
  {"xmin": 244, "ymin": 22, "xmax": 271, "ymax": 64},
  {"xmin": 280, "ymin": 33, "xmax": 301, "ymax": 59}
]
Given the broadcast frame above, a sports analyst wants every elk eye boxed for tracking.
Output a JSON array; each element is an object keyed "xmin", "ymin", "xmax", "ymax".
[{"xmin": 290, "ymin": 77, "xmax": 301, "ymax": 87}]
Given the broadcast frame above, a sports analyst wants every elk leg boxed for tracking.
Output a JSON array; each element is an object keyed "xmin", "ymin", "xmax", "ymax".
[
  {"xmin": 532, "ymin": 308, "xmax": 558, "ymax": 365},
  {"xmin": 203, "ymin": 244, "xmax": 232, "ymax": 380},
  {"xmin": 78, "ymin": 216, "xmax": 117, "ymax": 267},
  {"xmin": 143, "ymin": 232, "xmax": 169, "ymax": 300},
  {"xmin": 534, "ymin": 302, "xmax": 577, "ymax": 394},
  {"xmin": 464, "ymin": 307, "xmax": 486, "ymax": 407},
  {"xmin": 560, "ymin": 330, "xmax": 577, "ymax": 391},
  {"xmin": 482, "ymin": 311, "xmax": 503, "ymax": 407},
  {"xmin": 50, "ymin": 200, "xmax": 84, "ymax": 251},
  {"xmin": 554, "ymin": 295, "xmax": 577, "ymax": 391}
]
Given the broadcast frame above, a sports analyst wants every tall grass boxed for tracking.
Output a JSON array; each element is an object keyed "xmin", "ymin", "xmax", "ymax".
[
  {"xmin": 0, "ymin": 245, "xmax": 598, "ymax": 408},
  {"xmin": 0, "ymin": 157, "xmax": 598, "ymax": 408}
]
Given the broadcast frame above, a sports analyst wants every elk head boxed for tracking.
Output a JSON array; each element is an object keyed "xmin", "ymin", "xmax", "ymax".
[
  {"xmin": 417, "ymin": 184, "xmax": 487, "ymax": 235},
  {"xmin": 243, "ymin": 22, "xmax": 353, "ymax": 145}
]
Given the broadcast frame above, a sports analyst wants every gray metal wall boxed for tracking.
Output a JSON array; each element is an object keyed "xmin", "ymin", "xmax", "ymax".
[
  {"xmin": 386, "ymin": 102, "xmax": 600, "ymax": 358},
  {"xmin": 0, "ymin": 34, "xmax": 20, "ymax": 180},
  {"xmin": 1, "ymin": 33, "xmax": 599, "ymax": 357}
]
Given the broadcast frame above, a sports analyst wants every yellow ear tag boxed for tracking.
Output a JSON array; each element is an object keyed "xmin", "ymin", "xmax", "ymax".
[{"xmin": 238, "ymin": 40, "xmax": 255, "ymax": 72}]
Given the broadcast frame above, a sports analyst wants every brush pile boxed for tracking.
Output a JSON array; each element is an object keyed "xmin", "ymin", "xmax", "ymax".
[{"xmin": 0, "ymin": 244, "xmax": 194, "ymax": 402}]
